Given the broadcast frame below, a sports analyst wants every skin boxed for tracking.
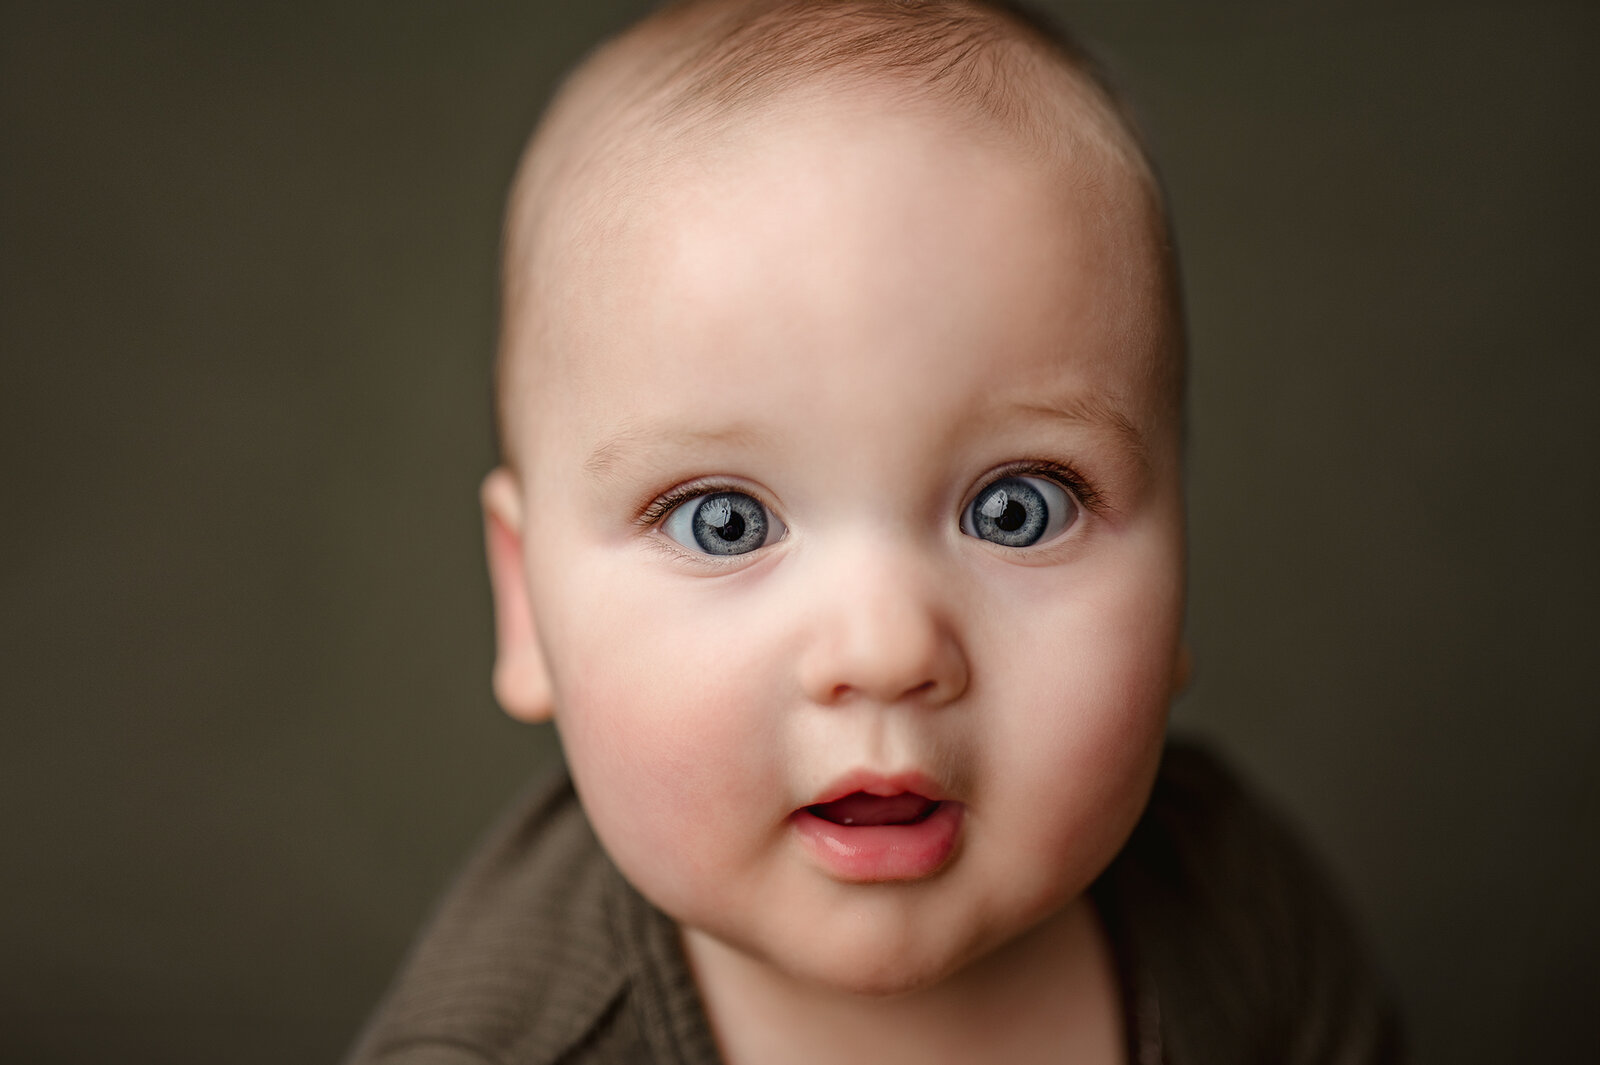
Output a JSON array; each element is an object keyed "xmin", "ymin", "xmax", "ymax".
[{"xmin": 484, "ymin": 89, "xmax": 1186, "ymax": 1064}]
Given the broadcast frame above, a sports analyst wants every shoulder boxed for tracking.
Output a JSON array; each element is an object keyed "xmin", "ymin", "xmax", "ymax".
[
  {"xmin": 342, "ymin": 764, "xmax": 640, "ymax": 1065},
  {"xmin": 1098, "ymin": 738, "xmax": 1404, "ymax": 1065}
]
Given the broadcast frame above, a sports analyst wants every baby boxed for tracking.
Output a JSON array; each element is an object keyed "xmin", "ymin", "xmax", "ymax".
[{"xmin": 349, "ymin": 2, "xmax": 1397, "ymax": 1062}]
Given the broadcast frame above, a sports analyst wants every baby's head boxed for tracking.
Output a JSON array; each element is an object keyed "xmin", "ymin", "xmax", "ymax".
[{"xmin": 483, "ymin": 0, "xmax": 1187, "ymax": 998}]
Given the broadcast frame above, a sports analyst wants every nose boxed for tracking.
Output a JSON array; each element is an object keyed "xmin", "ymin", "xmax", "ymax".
[{"xmin": 796, "ymin": 544, "xmax": 970, "ymax": 708}]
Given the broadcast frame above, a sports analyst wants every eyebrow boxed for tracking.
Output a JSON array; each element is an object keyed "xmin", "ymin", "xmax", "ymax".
[
  {"xmin": 1011, "ymin": 394, "xmax": 1148, "ymax": 467},
  {"xmin": 581, "ymin": 397, "xmax": 1147, "ymax": 483},
  {"xmin": 583, "ymin": 422, "xmax": 772, "ymax": 481}
]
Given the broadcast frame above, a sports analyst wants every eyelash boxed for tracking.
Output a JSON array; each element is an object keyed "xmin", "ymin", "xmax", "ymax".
[
  {"xmin": 982, "ymin": 459, "xmax": 1105, "ymax": 517},
  {"xmin": 635, "ymin": 479, "xmax": 754, "ymax": 528},
  {"xmin": 634, "ymin": 460, "xmax": 1106, "ymax": 531}
]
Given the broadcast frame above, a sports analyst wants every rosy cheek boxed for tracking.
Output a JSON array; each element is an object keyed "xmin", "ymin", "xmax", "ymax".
[{"xmin": 555, "ymin": 646, "xmax": 759, "ymax": 850}]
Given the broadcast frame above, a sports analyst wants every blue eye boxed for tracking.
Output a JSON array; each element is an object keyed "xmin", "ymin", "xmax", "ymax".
[
  {"xmin": 662, "ymin": 491, "xmax": 786, "ymax": 556},
  {"xmin": 961, "ymin": 475, "xmax": 1076, "ymax": 547}
]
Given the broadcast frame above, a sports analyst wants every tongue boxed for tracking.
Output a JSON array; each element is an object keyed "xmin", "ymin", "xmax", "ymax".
[{"xmin": 808, "ymin": 792, "xmax": 937, "ymax": 827}]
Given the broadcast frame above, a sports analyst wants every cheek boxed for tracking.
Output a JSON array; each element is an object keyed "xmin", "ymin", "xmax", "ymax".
[
  {"xmin": 978, "ymin": 539, "xmax": 1180, "ymax": 873},
  {"xmin": 537, "ymin": 566, "xmax": 783, "ymax": 895}
]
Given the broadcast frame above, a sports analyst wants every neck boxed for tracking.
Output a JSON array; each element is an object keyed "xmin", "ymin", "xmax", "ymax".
[{"xmin": 681, "ymin": 897, "xmax": 1125, "ymax": 1065}]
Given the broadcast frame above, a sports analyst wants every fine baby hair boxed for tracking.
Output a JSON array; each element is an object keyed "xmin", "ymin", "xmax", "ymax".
[{"xmin": 490, "ymin": 0, "xmax": 1183, "ymax": 468}]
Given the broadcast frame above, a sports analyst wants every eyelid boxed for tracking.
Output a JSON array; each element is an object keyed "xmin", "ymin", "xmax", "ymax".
[
  {"xmin": 966, "ymin": 459, "xmax": 1102, "ymax": 515},
  {"xmin": 635, "ymin": 477, "xmax": 778, "ymax": 528}
]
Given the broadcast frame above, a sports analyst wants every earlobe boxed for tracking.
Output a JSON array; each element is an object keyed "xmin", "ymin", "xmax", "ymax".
[{"xmin": 482, "ymin": 467, "xmax": 555, "ymax": 723}]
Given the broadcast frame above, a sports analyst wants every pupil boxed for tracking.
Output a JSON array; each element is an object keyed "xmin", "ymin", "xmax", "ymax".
[
  {"xmin": 997, "ymin": 498, "xmax": 1026, "ymax": 532},
  {"xmin": 716, "ymin": 512, "xmax": 746, "ymax": 541}
]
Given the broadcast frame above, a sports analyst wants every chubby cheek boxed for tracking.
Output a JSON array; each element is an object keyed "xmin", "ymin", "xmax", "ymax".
[
  {"xmin": 978, "ymin": 553, "xmax": 1179, "ymax": 896},
  {"xmin": 540, "ymin": 567, "xmax": 784, "ymax": 905}
]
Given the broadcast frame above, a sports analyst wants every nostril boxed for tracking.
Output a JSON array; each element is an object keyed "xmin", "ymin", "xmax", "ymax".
[
  {"xmin": 825, "ymin": 679, "xmax": 939, "ymax": 705},
  {"xmin": 800, "ymin": 606, "xmax": 969, "ymax": 708}
]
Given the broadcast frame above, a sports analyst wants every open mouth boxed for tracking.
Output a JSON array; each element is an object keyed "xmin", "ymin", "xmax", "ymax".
[
  {"xmin": 793, "ymin": 789, "xmax": 964, "ymax": 882},
  {"xmin": 805, "ymin": 791, "xmax": 941, "ymax": 827}
]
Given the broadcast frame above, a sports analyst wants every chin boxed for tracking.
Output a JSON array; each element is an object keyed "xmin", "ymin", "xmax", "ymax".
[
  {"xmin": 773, "ymin": 927, "xmax": 979, "ymax": 999},
  {"xmin": 825, "ymin": 966, "xmax": 951, "ymax": 999}
]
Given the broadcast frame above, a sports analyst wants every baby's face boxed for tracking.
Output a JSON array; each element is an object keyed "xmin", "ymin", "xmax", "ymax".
[{"xmin": 492, "ymin": 97, "xmax": 1185, "ymax": 995}]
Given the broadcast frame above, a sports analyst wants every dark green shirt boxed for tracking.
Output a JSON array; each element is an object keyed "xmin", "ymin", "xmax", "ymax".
[{"xmin": 346, "ymin": 741, "xmax": 1400, "ymax": 1065}]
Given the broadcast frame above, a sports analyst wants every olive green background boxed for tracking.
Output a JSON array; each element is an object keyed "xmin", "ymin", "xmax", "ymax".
[{"xmin": 4, "ymin": 2, "xmax": 1596, "ymax": 1062}]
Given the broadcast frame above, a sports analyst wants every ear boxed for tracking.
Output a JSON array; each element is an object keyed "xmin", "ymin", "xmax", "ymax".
[
  {"xmin": 1171, "ymin": 641, "xmax": 1195, "ymax": 698},
  {"xmin": 481, "ymin": 467, "xmax": 554, "ymax": 723}
]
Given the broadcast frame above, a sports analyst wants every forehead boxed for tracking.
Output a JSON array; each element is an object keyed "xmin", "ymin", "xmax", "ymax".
[{"xmin": 509, "ymin": 96, "xmax": 1172, "ymax": 478}]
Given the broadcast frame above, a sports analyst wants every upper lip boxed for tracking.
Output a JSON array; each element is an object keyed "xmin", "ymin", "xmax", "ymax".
[{"xmin": 805, "ymin": 769, "xmax": 949, "ymax": 808}]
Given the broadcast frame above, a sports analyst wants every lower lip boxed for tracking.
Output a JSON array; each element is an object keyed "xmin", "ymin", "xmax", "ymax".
[{"xmin": 792, "ymin": 801, "xmax": 964, "ymax": 883}]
